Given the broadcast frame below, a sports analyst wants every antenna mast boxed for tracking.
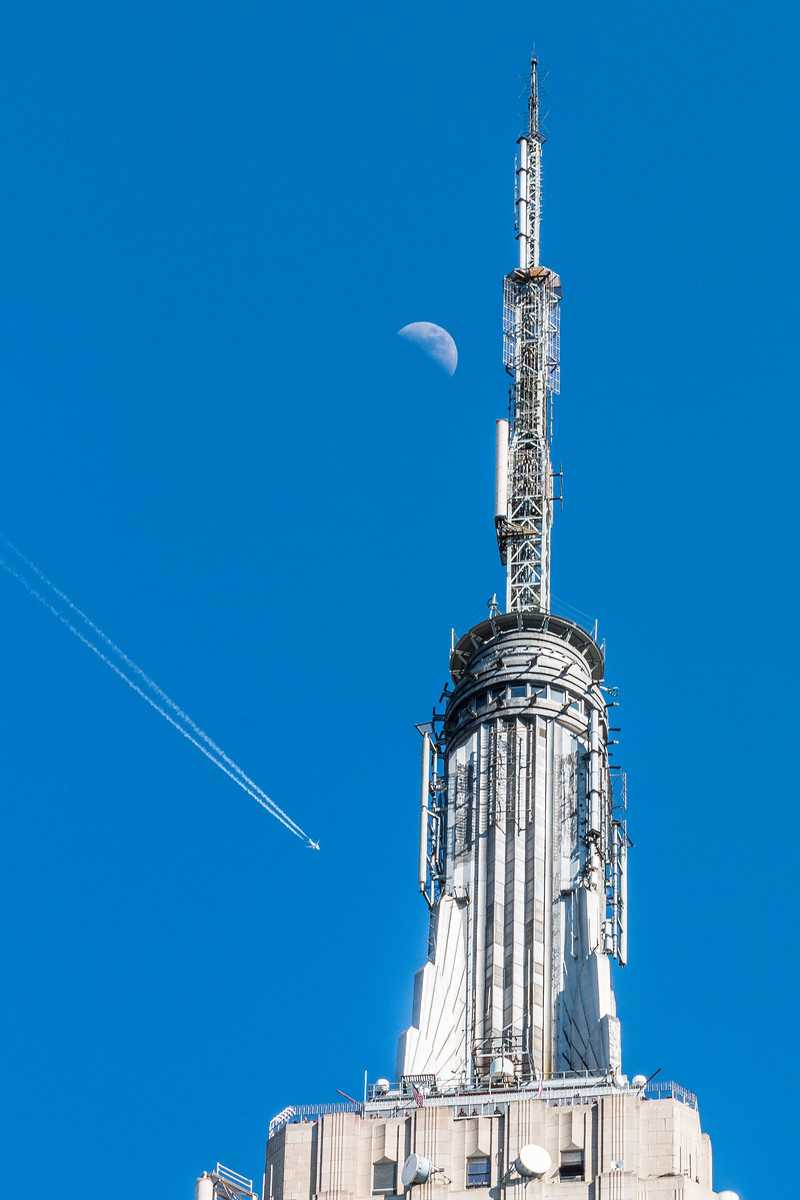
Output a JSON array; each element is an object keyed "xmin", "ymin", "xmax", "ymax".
[{"xmin": 495, "ymin": 54, "xmax": 561, "ymax": 613}]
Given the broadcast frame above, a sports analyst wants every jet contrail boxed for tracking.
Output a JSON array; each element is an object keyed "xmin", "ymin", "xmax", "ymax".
[
  {"xmin": 0, "ymin": 553, "xmax": 316, "ymax": 846},
  {"xmin": 0, "ymin": 535, "xmax": 310, "ymax": 842}
]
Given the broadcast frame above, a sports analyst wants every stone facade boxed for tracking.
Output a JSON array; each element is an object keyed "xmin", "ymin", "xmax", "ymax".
[{"xmin": 264, "ymin": 1094, "xmax": 723, "ymax": 1200}]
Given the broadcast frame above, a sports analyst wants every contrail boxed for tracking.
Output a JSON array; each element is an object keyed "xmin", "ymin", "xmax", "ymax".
[
  {"xmin": 0, "ymin": 535, "xmax": 309, "ymax": 842},
  {"xmin": 0, "ymin": 553, "xmax": 315, "ymax": 846}
]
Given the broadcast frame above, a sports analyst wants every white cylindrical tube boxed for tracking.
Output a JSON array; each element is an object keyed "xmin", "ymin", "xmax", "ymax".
[
  {"xmin": 530, "ymin": 143, "xmax": 541, "ymax": 268},
  {"xmin": 418, "ymin": 732, "xmax": 431, "ymax": 891},
  {"xmin": 609, "ymin": 822, "xmax": 619, "ymax": 958},
  {"xmin": 619, "ymin": 834, "xmax": 628, "ymax": 965},
  {"xmin": 196, "ymin": 1178, "xmax": 215, "ymax": 1200},
  {"xmin": 588, "ymin": 707, "xmax": 601, "ymax": 834},
  {"xmin": 495, "ymin": 419, "xmax": 509, "ymax": 518},
  {"xmin": 517, "ymin": 137, "xmax": 529, "ymax": 268}
]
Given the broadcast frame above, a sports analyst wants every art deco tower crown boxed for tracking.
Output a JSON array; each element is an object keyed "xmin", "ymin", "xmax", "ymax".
[{"xmin": 397, "ymin": 56, "xmax": 627, "ymax": 1087}]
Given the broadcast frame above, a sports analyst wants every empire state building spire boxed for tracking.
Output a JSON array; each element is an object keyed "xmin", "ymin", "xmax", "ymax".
[{"xmin": 495, "ymin": 55, "xmax": 562, "ymax": 614}]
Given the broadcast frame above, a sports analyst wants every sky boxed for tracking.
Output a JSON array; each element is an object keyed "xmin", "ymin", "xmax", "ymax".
[{"xmin": 1, "ymin": 2, "xmax": 797, "ymax": 1197}]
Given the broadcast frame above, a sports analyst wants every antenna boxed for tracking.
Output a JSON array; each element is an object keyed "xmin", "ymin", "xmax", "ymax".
[
  {"xmin": 516, "ymin": 53, "xmax": 543, "ymax": 270},
  {"xmin": 496, "ymin": 55, "xmax": 561, "ymax": 614}
]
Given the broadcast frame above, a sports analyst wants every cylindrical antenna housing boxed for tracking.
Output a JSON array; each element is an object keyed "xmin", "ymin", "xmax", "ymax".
[
  {"xmin": 196, "ymin": 1177, "xmax": 215, "ymax": 1200},
  {"xmin": 516, "ymin": 138, "xmax": 529, "ymax": 268},
  {"xmin": 619, "ymin": 834, "xmax": 628, "ymax": 965},
  {"xmin": 495, "ymin": 419, "xmax": 509, "ymax": 518},
  {"xmin": 418, "ymin": 732, "xmax": 430, "ymax": 892},
  {"xmin": 588, "ymin": 706, "xmax": 601, "ymax": 834}
]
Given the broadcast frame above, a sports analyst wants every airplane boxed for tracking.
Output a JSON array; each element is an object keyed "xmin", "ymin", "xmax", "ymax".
[{"xmin": 307, "ymin": 839, "xmax": 321, "ymax": 850}]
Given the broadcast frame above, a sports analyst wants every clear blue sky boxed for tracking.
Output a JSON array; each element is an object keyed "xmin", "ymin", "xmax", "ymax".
[{"xmin": 1, "ymin": 3, "xmax": 796, "ymax": 1197}]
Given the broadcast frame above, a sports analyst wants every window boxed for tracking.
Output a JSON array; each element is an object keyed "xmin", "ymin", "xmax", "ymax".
[
  {"xmin": 510, "ymin": 685, "xmax": 526, "ymax": 698},
  {"xmin": 467, "ymin": 1157, "xmax": 491, "ymax": 1188},
  {"xmin": 373, "ymin": 1163, "xmax": 397, "ymax": 1195},
  {"xmin": 559, "ymin": 1151, "xmax": 584, "ymax": 1181}
]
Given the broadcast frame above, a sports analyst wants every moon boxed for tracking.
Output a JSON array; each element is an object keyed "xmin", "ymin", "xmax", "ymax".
[{"xmin": 397, "ymin": 322, "xmax": 458, "ymax": 376}]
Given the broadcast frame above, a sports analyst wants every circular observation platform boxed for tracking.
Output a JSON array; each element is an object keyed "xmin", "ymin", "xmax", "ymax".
[{"xmin": 449, "ymin": 611, "xmax": 604, "ymax": 685}]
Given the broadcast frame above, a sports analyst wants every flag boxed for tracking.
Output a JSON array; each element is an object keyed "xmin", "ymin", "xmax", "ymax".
[
  {"xmin": 536, "ymin": 1078, "xmax": 543, "ymax": 1099},
  {"xmin": 412, "ymin": 1085, "xmax": 425, "ymax": 1108}
]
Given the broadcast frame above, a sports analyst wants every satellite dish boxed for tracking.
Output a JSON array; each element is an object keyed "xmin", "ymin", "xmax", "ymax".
[
  {"xmin": 718, "ymin": 1193, "xmax": 740, "ymax": 1200},
  {"xmin": 374, "ymin": 1078, "xmax": 391, "ymax": 1095},
  {"xmin": 515, "ymin": 1145, "xmax": 551, "ymax": 1178},
  {"xmin": 631, "ymin": 1074, "xmax": 647, "ymax": 1089},
  {"xmin": 401, "ymin": 1155, "xmax": 433, "ymax": 1188}
]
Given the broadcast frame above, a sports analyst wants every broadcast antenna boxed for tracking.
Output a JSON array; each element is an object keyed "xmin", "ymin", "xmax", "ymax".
[{"xmin": 495, "ymin": 54, "xmax": 562, "ymax": 614}]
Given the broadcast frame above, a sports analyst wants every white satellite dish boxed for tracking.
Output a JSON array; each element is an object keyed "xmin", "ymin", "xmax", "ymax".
[
  {"xmin": 515, "ymin": 1145, "xmax": 551, "ymax": 1178},
  {"xmin": 631, "ymin": 1074, "xmax": 647, "ymax": 1088},
  {"xmin": 374, "ymin": 1078, "xmax": 391, "ymax": 1095},
  {"xmin": 401, "ymin": 1155, "xmax": 433, "ymax": 1188},
  {"xmin": 718, "ymin": 1193, "xmax": 740, "ymax": 1200}
]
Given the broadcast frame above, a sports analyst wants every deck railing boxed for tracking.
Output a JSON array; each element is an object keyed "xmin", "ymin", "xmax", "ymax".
[{"xmin": 268, "ymin": 1075, "xmax": 697, "ymax": 1138}]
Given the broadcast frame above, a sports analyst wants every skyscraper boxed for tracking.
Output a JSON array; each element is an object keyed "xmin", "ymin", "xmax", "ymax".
[{"xmin": 256, "ymin": 56, "xmax": 738, "ymax": 1200}]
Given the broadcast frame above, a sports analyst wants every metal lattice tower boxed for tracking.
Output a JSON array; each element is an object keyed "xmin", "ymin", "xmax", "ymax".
[{"xmin": 495, "ymin": 56, "xmax": 562, "ymax": 614}]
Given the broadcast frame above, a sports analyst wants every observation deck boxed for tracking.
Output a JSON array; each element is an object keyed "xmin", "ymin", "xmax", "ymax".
[
  {"xmin": 267, "ymin": 1075, "xmax": 698, "ymax": 1138},
  {"xmin": 449, "ymin": 611, "xmax": 604, "ymax": 685}
]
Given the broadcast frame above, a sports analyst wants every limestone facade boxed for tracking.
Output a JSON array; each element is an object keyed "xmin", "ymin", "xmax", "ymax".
[{"xmin": 264, "ymin": 1093, "xmax": 725, "ymax": 1200}]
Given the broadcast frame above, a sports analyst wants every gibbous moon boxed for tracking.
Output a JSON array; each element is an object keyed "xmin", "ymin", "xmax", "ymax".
[{"xmin": 397, "ymin": 322, "xmax": 458, "ymax": 376}]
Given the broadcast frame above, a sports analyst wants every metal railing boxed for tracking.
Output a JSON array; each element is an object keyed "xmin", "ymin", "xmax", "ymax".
[
  {"xmin": 268, "ymin": 1101, "xmax": 361, "ymax": 1136},
  {"xmin": 268, "ymin": 1076, "xmax": 698, "ymax": 1138},
  {"xmin": 643, "ymin": 1080, "xmax": 698, "ymax": 1109},
  {"xmin": 367, "ymin": 1070, "xmax": 608, "ymax": 1102}
]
